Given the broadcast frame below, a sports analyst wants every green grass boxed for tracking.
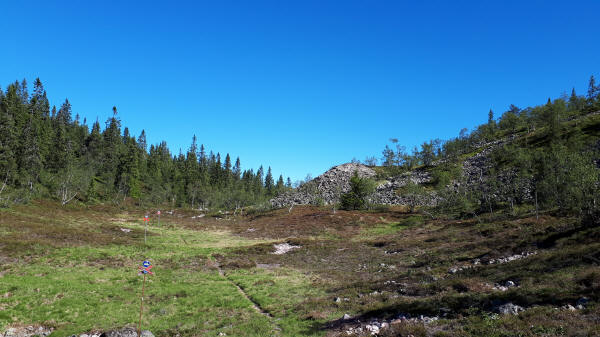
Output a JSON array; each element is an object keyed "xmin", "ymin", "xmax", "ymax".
[
  {"xmin": 0, "ymin": 205, "xmax": 315, "ymax": 337},
  {"xmin": 1, "ymin": 203, "xmax": 599, "ymax": 336},
  {"xmin": 226, "ymin": 267, "xmax": 331, "ymax": 336}
]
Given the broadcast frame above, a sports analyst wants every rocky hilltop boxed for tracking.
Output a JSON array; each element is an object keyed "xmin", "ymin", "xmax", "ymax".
[
  {"xmin": 270, "ymin": 138, "xmax": 525, "ymax": 208},
  {"xmin": 270, "ymin": 162, "xmax": 437, "ymax": 208}
]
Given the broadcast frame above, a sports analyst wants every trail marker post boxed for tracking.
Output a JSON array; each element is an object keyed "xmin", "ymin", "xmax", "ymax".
[
  {"xmin": 157, "ymin": 210, "xmax": 160, "ymax": 226},
  {"xmin": 138, "ymin": 260, "xmax": 154, "ymax": 335},
  {"xmin": 143, "ymin": 215, "xmax": 150, "ymax": 245}
]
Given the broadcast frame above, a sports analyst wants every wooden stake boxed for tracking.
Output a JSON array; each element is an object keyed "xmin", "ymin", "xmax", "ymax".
[{"xmin": 138, "ymin": 273, "xmax": 146, "ymax": 335}]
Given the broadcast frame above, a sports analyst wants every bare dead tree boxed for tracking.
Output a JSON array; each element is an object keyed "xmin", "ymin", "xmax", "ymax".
[
  {"xmin": 58, "ymin": 171, "xmax": 78, "ymax": 206},
  {"xmin": 0, "ymin": 172, "xmax": 8, "ymax": 196}
]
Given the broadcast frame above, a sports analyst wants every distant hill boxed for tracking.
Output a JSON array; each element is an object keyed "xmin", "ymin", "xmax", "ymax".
[{"xmin": 273, "ymin": 76, "xmax": 600, "ymax": 221}]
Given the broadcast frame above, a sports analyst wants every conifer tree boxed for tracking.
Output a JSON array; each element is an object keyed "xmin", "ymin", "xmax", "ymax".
[
  {"xmin": 276, "ymin": 174, "xmax": 284, "ymax": 191},
  {"xmin": 137, "ymin": 130, "xmax": 147, "ymax": 152},
  {"xmin": 56, "ymin": 99, "xmax": 72, "ymax": 126},
  {"xmin": 101, "ymin": 110, "xmax": 123, "ymax": 186},
  {"xmin": 224, "ymin": 153, "xmax": 232, "ymax": 173},
  {"xmin": 265, "ymin": 166, "xmax": 274, "ymax": 194},
  {"xmin": 253, "ymin": 165, "xmax": 264, "ymax": 195},
  {"xmin": 588, "ymin": 75, "xmax": 598, "ymax": 100},
  {"xmin": 18, "ymin": 115, "xmax": 42, "ymax": 188},
  {"xmin": 0, "ymin": 88, "xmax": 17, "ymax": 182},
  {"xmin": 233, "ymin": 157, "xmax": 241, "ymax": 179}
]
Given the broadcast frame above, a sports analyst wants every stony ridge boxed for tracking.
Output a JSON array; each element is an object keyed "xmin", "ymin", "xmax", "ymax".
[
  {"xmin": 270, "ymin": 163, "xmax": 438, "ymax": 207},
  {"xmin": 270, "ymin": 139, "xmax": 518, "ymax": 208}
]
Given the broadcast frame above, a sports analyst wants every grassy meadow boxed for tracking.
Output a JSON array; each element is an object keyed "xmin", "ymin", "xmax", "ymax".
[{"xmin": 0, "ymin": 202, "xmax": 599, "ymax": 336}]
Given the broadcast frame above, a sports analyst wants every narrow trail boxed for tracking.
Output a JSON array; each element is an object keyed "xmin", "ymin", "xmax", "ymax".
[{"xmin": 211, "ymin": 256, "xmax": 282, "ymax": 336}]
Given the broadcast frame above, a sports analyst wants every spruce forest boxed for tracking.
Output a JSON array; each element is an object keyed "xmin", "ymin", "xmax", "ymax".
[{"xmin": 0, "ymin": 78, "xmax": 290, "ymax": 209}]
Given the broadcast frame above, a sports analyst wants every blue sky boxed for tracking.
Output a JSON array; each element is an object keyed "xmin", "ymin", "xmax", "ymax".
[{"xmin": 1, "ymin": 1, "xmax": 598, "ymax": 182}]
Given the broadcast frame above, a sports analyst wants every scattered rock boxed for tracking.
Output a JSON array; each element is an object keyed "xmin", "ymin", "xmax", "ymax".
[
  {"xmin": 272, "ymin": 243, "xmax": 301, "ymax": 255},
  {"xmin": 343, "ymin": 314, "xmax": 439, "ymax": 336},
  {"xmin": 342, "ymin": 313, "xmax": 352, "ymax": 321},
  {"xmin": 493, "ymin": 280, "xmax": 518, "ymax": 291},
  {"xmin": 564, "ymin": 304, "xmax": 577, "ymax": 311},
  {"xmin": 486, "ymin": 251, "xmax": 537, "ymax": 265},
  {"xmin": 100, "ymin": 328, "xmax": 138, "ymax": 337},
  {"xmin": 450, "ymin": 252, "xmax": 537, "ymax": 275},
  {"xmin": 495, "ymin": 303, "xmax": 524, "ymax": 315},
  {"xmin": 119, "ymin": 228, "xmax": 131, "ymax": 233},
  {"xmin": 140, "ymin": 331, "xmax": 154, "ymax": 337},
  {"xmin": 1, "ymin": 326, "xmax": 53, "ymax": 337},
  {"xmin": 365, "ymin": 324, "xmax": 379, "ymax": 335}
]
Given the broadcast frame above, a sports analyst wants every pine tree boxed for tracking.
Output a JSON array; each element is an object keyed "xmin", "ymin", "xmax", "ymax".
[
  {"xmin": 199, "ymin": 144, "xmax": 206, "ymax": 167},
  {"xmin": 51, "ymin": 121, "xmax": 72, "ymax": 171},
  {"xmin": 185, "ymin": 136, "xmax": 200, "ymax": 205},
  {"xmin": 137, "ymin": 130, "xmax": 147, "ymax": 152},
  {"xmin": 588, "ymin": 75, "xmax": 598, "ymax": 100},
  {"xmin": 18, "ymin": 115, "xmax": 42, "ymax": 188},
  {"xmin": 30, "ymin": 79, "xmax": 51, "ymax": 163},
  {"xmin": 265, "ymin": 166, "xmax": 274, "ymax": 194},
  {"xmin": 86, "ymin": 120, "xmax": 102, "ymax": 161},
  {"xmin": 224, "ymin": 153, "xmax": 232, "ymax": 173},
  {"xmin": 486, "ymin": 109, "xmax": 496, "ymax": 139},
  {"xmin": 117, "ymin": 137, "xmax": 141, "ymax": 198},
  {"xmin": 223, "ymin": 153, "xmax": 232, "ymax": 186},
  {"xmin": 276, "ymin": 174, "xmax": 284, "ymax": 191},
  {"xmin": 233, "ymin": 157, "xmax": 241, "ymax": 180},
  {"xmin": 0, "ymin": 88, "xmax": 17, "ymax": 182},
  {"xmin": 56, "ymin": 99, "xmax": 72, "ymax": 126},
  {"xmin": 255, "ymin": 165, "xmax": 264, "ymax": 194},
  {"xmin": 101, "ymin": 111, "xmax": 123, "ymax": 187},
  {"xmin": 123, "ymin": 127, "xmax": 130, "ymax": 141}
]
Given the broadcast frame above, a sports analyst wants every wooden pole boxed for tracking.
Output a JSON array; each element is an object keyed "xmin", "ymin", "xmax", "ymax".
[{"xmin": 138, "ymin": 273, "xmax": 146, "ymax": 335}]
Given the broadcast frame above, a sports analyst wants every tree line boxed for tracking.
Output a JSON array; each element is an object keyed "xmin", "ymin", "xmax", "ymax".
[{"xmin": 0, "ymin": 78, "xmax": 291, "ymax": 208}]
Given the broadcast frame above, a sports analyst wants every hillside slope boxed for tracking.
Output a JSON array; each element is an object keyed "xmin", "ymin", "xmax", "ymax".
[{"xmin": 272, "ymin": 112, "xmax": 600, "ymax": 219}]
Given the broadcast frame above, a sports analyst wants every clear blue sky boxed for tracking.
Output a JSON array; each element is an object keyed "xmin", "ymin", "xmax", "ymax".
[{"xmin": 1, "ymin": 1, "xmax": 598, "ymax": 182}]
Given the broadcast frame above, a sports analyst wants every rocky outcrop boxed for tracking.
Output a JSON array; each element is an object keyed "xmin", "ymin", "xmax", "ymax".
[
  {"xmin": 270, "ymin": 163, "xmax": 377, "ymax": 207},
  {"xmin": 270, "ymin": 163, "xmax": 438, "ymax": 207},
  {"xmin": 270, "ymin": 136, "xmax": 536, "ymax": 208},
  {"xmin": 371, "ymin": 169, "xmax": 438, "ymax": 205}
]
